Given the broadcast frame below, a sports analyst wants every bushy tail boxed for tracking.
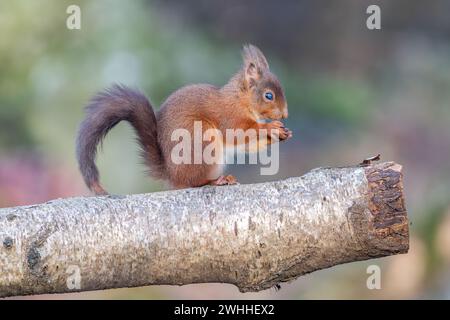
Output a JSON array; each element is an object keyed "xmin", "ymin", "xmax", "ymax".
[{"xmin": 76, "ymin": 84, "xmax": 165, "ymax": 194}]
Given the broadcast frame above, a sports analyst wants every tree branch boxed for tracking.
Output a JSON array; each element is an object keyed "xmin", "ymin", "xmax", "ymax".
[{"xmin": 0, "ymin": 162, "xmax": 409, "ymax": 297}]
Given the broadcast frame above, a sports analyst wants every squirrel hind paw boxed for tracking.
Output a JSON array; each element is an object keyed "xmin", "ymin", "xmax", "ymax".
[{"xmin": 209, "ymin": 175, "xmax": 239, "ymax": 186}]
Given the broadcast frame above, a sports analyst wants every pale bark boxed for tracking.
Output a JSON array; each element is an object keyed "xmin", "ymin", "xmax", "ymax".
[{"xmin": 0, "ymin": 162, "xmax": 408, "ymax": 297}]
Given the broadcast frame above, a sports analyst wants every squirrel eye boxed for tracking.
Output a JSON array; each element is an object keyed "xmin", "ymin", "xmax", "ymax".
[{"xmin": 264, "ymin": 92, "xmax": 274, "ymax": 101}]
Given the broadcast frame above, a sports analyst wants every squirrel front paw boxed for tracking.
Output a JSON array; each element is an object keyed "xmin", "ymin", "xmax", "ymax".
[{"xmin": 266, "ymin": 121, "xmax": 293, "ymax": 141}]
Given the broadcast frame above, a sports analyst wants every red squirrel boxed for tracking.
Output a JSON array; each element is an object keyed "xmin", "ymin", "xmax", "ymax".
[{"xmin": 76, "ymin": 44, "xmax": 292, "ymax": 195}]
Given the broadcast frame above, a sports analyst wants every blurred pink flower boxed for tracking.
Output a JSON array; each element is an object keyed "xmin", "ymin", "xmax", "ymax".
[{"xmin": 0, "ymin": 153, "xmax": 85, "ymax": 207}]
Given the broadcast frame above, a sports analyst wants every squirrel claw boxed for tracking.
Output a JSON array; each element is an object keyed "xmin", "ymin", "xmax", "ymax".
[
  {"xmin": 277, "ymin": 126, "xmax": 292, "ymax": 141},
  {"xmin": 285, "ymin": 128, "xmax": 293, "ymax": 139},
  {"xmin": 210, "ymin": 175, "xmax": 238, "ymax": 186}
]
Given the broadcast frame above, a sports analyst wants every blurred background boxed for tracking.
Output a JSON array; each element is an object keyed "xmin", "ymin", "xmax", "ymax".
[{"xmin": 1, "ymin": 0, "xmax": 450, "ymax": 299}]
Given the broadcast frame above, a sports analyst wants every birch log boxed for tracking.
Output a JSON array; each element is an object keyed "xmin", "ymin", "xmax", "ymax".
[{"xmin": 0, "ymin": 162, "xmax": 408, "ymax": 297}]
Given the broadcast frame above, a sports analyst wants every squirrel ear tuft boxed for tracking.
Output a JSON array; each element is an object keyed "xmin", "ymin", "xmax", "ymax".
[
  {"xmin": 242, "ymin": 44, "xmax": 269, "ymax": 88},
  {"xmin": 242, "ymin": 44, "xmax": 269, "ymax": 71}
]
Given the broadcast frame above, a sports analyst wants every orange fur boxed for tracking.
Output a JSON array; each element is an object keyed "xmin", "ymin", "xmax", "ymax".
[{"xmin": 76, "ymin": 44, "xmax": 291, "ymax": 194}]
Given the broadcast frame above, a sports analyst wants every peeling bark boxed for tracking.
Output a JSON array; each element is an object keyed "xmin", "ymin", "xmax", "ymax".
[{"xmin": 0, "ymin": 162, "xmax": 409, "ymax": 297}]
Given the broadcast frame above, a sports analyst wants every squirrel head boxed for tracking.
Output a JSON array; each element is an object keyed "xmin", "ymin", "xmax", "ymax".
[{"xmin": 240, "ymin": 44, "xmax": 288, "ymax": 120}]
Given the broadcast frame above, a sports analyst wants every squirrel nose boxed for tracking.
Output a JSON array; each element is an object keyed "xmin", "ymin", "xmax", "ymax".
[{"xmin": 282, "ymin": 109, "xmax": 288, "ymax": 119}]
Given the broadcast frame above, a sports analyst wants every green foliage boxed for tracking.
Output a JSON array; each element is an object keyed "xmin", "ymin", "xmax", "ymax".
[{"xmin": 285, "ymin": 74, "xmax": 373, "ymax": 124}]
